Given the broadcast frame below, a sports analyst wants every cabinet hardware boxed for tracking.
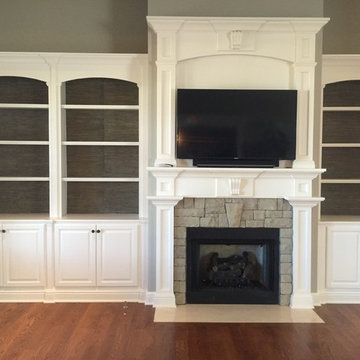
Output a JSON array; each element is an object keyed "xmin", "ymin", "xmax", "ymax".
[
  {"xmin": 91, "ymin": 229, "xmax": 95, "ymax": 233},
  {"xmin": 2, "ymin": 229, "xmax": 5, "ymax": 233},
  {"xmin": 96, "ymin": 229, "xmax": 101, "ymax": 233}
]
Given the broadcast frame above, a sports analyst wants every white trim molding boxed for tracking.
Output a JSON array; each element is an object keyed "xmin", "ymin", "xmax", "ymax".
[
  {"xmin": 322, "ymin": 55, "xmax": 360, "ymax": 85},
  {"xmin": 287, "ymin": 198, "xmax": 324, "ymax": 308},
  {"xmin": 148, "ymin": 168, "xmax": 324, "ymax": 308},
  {"xmin": 147, "ymin": 16, "xmax": 329, "ymax": 168},
  {"xmin": 149, "ymin": 197, "xmax": 183, "ymax": 307}
]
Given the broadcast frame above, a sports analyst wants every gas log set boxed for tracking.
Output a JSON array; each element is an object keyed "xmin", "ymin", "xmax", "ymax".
[{"xmin": 199, "ymin": 251, "xmax": 263, "ymax": 288}]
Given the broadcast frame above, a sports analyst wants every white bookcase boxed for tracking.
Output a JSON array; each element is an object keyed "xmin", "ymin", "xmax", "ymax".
[
  {"xmin": 61, "ymin": 77, "xmax": 140, "ymax": 215},
  {"xmin": 317, "ymin": 55, "xmax": 360, "ymax": 305},
  {"xmin": 0, "ymin": 53, "xmax": 148, "ymax": 302},
  {"xmin": 0, "ymin": 76, "xmax": 50, "ymax": 214}
]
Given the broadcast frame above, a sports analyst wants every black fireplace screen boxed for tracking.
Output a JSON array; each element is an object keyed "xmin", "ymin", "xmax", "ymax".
[{"xmin": 186, "ymin": 227, "xmax": 280, "ymax": 304}]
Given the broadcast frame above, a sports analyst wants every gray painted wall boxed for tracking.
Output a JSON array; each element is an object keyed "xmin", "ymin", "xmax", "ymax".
[
  {"xmin": 0, "ymin": 0, "xmax": 148, "ymax": 53},
  {"xmin": 323, "ymin": 0, "xmax": 360, "ymax": 54},
  {"xmin": 148, "ymin": 0, "xmax": 323, "ymax": 17},
  {"xmin": 1, "ymin": 0, "xmax": 359, "ymax": 54}
]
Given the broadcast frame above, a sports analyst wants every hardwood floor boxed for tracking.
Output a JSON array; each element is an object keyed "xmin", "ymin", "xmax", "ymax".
[{"xmin": 0, "ymin": 303, "xmax": 359, "ymax": 360}]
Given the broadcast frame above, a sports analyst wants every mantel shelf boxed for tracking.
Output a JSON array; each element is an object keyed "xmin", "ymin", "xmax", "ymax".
[
  {"xmin": 147, "ymin": 166, "xmax": 325, "ymax": 177},
  {"xmin": 147, "ymin": 166, "xmax": 325, "ymax": 200}
]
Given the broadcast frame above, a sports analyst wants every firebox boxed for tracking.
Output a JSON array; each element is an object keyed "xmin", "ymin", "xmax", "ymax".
[{"xmin": 186, "ymin": 227, "xmax": 280, "ymax": 304}]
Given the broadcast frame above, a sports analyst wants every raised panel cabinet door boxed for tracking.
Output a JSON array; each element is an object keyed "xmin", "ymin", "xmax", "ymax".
[
  {"xmin": 326, "ymin": 225, "xmax": 360, "ymax": 289},
  {"xmin": 96, "ymin": 224, "xmax": 138, "ymax": 287},
  {"xmin": 2, "ymin": 223, "xmax": 46, "ymax": 287},
  {"xmin": 54, "ymin": 224, "xmax": 96, "ymax": 287}
]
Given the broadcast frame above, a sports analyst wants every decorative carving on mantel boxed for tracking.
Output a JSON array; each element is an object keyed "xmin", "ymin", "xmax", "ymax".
[
  {"xmin": 229, "ymin": 178, "xmax": 242, "ymax": 195},
  {"xmin": 148, "ymin": 167, "xmax": 325, "ymax": 199},
  {"xmin": 221, "ymin": 29, "xmax": 257, "ymax": 51}
]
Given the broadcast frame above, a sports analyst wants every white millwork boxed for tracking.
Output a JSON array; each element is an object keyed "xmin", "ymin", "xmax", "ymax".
[
  {"xmin": 147, "ymin": 16, "xmax": 328, "ymax": 309},
  {"xmin": 287, "ymin": 198, "xmax": 323, "ymax": 308},
  {"xmin": 148, "ymin": 167, "xmax": 324, "ymax": 199},
  {"xmin": 317, "ymin": 223, "xmax": 360, "ymax": 304},
  {"xmin": 0, "ymin": 52, "xmax": 148, "ymax": 303},
  {"xmin": 0, "ymin": 223, "xmax": 46, "ymax": 287},
  {"xmin": 314, "ymin": 55, "xmax": 360, "ymax": 306},
  {"xmin": 96, "ymin": 223, "xmax": 139, "ymax": 287},
  {"xmin": 147, "ymin": 16, "xmax": 329, "ymax": 168},
  {"xmin": 149, "ymin": 168, "xmax": 324, "ymax": 308},
  {"xmin": 54, "ymin": 222, "xmax": 139, "ymax": 288},
  {"xmin": 54, "ymin": 223, "xmax": 96, "ymax": 287},
  {"xmin": 149, "ymin": 197, "xmax": 183, "ymax": 307}
]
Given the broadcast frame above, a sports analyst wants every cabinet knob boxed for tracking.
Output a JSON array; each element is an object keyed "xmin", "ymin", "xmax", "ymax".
[
  {"xmin": 96, "ymin": 229, "xmax": 100, "ymax": 233},
  {"xmin": 91, "ymin": 229, "xmax": 95, "ymax": 233},
  {"xmin": 2, "ymin": 229, "xmax": 5, "ymax": 233}
]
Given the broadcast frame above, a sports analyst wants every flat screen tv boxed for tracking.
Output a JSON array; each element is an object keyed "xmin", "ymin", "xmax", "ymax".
[{"xmin": 176, "ymin": 89, "xmax": 297, "ymax": 167}]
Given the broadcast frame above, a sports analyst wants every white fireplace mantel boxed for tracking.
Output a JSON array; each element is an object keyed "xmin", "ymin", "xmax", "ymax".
[
  {"xmin": 148, "ymin": 167, "xmax": 325, "ymax": 308},
  {"xmin": 147, "ymin": 16, "xmax": 328, "ymax": 308},
  {"xmin": 148, "ymin": 167, "xmax": 325, "ymax": 199}
]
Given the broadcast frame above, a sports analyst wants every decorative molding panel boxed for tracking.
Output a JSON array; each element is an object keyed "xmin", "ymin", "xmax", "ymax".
[
  {"xmin": 322, "ymin": 55, "xmax": 360, "ymax": 85},
  {"xmin": 326, "ymin": 226, "xmax": 360, "ymax": 289}
]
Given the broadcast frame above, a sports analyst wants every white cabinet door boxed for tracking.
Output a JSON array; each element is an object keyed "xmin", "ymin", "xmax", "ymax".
[
  {"xmin": 96, "ymin": 224, "xmax": 138, "ymax": 287},
  {"xmin": 54, "ymin": 224, "xmax": 96, "ymax": 287},
  {"xmin": 1, "ymin": 223, "xmax": 46, "ymax": 287},
  {"xmin": 326, "ymin": 224, "xmax": 360, "ymax": 289}
]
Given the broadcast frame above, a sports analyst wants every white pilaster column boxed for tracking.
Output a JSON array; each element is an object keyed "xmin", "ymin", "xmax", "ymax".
[
  {"xmin": 291, "ymin": 22, "xmax": 324, "ymax": 169},
  {"xmin": 150, "ymin": 196, "xmax": 183, "ymax": 307},
  {"xmin": 147, "ymin": 19, "xmax": 184, "ymax": 166},
  {"xmin": 287, "ymin": 197, "xmax": 324, "ymax": 308},
  {"xmin": 40, "ymin": 54, "xmax": 63, "ymax": 218}
]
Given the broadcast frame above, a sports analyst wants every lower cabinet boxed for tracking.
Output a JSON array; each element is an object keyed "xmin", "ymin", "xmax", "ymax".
[
  {"xmin": 318, "ymin": 222, "xmax": 360, "ymax": 303},
  {"xmin": 0, "ymin": 222, "xmax": 46, "ymax": 287},
  {"xmin": 54, "ymin": 222, "xmax": 139, "ymax": 288}
]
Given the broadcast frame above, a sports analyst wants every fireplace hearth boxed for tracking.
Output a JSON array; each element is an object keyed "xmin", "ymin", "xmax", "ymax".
[{"xmin": 186, "ymin": 227, "xmax": 280, "ymax": 304}]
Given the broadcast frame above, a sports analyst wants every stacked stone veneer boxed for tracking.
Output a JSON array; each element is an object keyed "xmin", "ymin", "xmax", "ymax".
[{"xmin": 174, "ymin": 198, "xmax": 293, "ymax": 306}]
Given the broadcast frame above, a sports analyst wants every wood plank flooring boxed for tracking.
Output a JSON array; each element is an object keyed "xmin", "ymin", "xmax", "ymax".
[{"xmin": 0, "ymin": 303, "xmax": 359, "ymax": 360}]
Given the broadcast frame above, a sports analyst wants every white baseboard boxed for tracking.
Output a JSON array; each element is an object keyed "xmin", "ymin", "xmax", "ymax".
[
  {"xmin": 3, "ymin": 289, "xmax": 360, "ymax": 307},
  {"xmin": 0, "ymin": 289, "xmax": 146, "ymax": 303},
  {"xmin": 151, "ymin": 291, "xmax": 176, "ymax": 307},
  {"xmin": 0, "ymin": 290, "xmax": 46, "ymax": 302},
  {"xmin": 313, "ymin": 291, "xmax": 360, "ymax": 305},
  {"xmin": 290, "ymin": 293, "xmax": 315, "ymax": 309},
  {"xmin": 144, "ymin": 291, "xmax": 156, "ymax": 305}
]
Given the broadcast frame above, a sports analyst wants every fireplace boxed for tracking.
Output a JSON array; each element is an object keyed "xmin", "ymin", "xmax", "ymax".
[
  {"xmin": 147, "ymin": 16, "xmax": 327, "ymax": 308},
  {"xmin": 174, "ymin": 198, "xmax": 293, "ymax": 306},
  {"xmin": 186, "ymin": 227, "xmax": 280, "ymax": 304}
]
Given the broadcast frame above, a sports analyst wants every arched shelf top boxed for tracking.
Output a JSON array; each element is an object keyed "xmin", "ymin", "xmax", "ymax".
[
  {"xmin": 324, "ymin": 80, "xmax": 360, "ymax": 107},
  {"xmin": 63, "ymin": 77, "xmax": 138, "ymax": 106}
]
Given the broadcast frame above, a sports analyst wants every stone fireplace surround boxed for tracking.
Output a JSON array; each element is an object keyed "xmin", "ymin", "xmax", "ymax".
[
  {"xmin": 174, "ymin": 198, "xmax": 292, "ymax": 306},
  {"xmin": 147, "ymin": 16, "xmax": 328, "ymax": 308},
  {"xmin": 148, "ymin": 167, "xmax": 324, "ymax": 309}
]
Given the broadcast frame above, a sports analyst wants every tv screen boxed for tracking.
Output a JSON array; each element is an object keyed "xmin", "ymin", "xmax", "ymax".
[{"xmin": 176, "ymin": 89, "xmax": 297, "ymax": 167}]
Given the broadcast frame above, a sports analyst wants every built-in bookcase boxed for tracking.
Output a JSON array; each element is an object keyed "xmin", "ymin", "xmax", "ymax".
[
  {"xmin": 0, "ymin": 54, "xmax": 147, "ymax": 218},
  {"xmin": 321, "ymin": 80, "xmax": 360, "ymax": 216},
  {"xmin": 0, "ymin": 76, "xmax": 49, "ymax": 214},
  {"xmin": 61, "ymin": 78, "xmax": 139, "ymax": 215}
]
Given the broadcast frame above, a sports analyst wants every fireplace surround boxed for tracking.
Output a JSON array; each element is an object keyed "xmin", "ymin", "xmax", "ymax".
[
  {"xmin": 185, "ymin": 226, "xmax": 280, "ymax": 305},
  {"xmin": 175, "ymin": 198, "xmax": 289, "ymax": 305},
  {"xmin": 147, "ymin": 16, "xmax": 328, "ymax": 308}
]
